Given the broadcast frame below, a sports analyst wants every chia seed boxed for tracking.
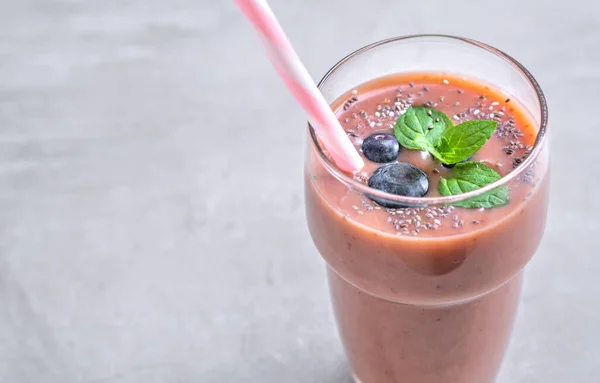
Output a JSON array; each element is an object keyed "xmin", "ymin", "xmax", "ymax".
[{"xmin": 513, "ymin": 157, "xmax": 523, "ymax": 167}]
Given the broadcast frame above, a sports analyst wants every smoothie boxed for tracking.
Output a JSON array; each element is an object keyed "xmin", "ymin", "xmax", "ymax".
[{"xmin": 305, "ymin": 72, "xmax": 548, "ymax": 382}]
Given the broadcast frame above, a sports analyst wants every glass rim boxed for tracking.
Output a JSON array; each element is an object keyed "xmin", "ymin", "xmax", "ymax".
[{"xmin": 308, "ymin": 34, "xmax": 548, "ymax": 206}]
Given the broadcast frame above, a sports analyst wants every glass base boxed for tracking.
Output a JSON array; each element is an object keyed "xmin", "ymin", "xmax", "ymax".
[{"xmin": 352, "ymin": 372, "xmax": 497, "ymax": 383}]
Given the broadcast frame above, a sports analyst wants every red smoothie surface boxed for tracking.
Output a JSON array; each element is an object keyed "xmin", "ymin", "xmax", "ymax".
[{"xmin": 305, "ymin": 72, "xmax": 549, "ymax": 383}]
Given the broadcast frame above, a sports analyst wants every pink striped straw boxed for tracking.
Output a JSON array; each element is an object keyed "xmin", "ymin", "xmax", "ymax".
[{"xmin": 234, "ymin": 0, "xmax": 364, "ymax": 172}]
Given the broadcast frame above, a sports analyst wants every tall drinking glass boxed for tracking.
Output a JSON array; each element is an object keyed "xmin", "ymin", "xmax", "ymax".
[{"xmin": 304, "ymin": 35, "xmax": 549, "ymax": 383}]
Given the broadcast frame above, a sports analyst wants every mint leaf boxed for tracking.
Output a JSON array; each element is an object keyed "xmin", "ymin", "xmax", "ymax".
[
  {"xmin": 394, "ymin": 107, "xmax": 453, "ymax": 152},
  {"xmin": 434, "ymin": 120, "xmax": 497, "ymax": 164},
  {"xmin": 413, "ymin": 134, "xmax": 434, "ymax": 152},
  {"xmin": 438, "ymin": 161, "xmax": 509, "ymax": 209}
]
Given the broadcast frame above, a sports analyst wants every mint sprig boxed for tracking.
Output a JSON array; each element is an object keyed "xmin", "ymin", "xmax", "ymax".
[
  {"xmin": 393, "ymin": 106, "xmax": 507, "ymax": 208},
  {"xmin": 438, "ymin": 162, "xmax": 509, "ymax": 208},
  {"xmin": 394, "ymin": 108, "xmax": 497, "ymax": 165}
]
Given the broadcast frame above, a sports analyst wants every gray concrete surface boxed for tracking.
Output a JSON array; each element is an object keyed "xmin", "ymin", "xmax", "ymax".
[{"xmin": 0, "ymin": 0, "xmax": 597, "ymax": 382}]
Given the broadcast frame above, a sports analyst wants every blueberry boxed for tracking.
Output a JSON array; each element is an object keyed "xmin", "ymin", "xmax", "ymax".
[
  {"xmin": 367, "ymin": 162, "xmax": 429, "ymax": 208},
  {"xmin": 361, "ymin": 133, "xmax": 400, "ymax": 163}
]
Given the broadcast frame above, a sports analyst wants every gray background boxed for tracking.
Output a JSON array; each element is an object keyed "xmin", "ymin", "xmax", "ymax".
[{"xmin": 0, "ymin": 0, "xmax": 596, "ymax": 382}]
